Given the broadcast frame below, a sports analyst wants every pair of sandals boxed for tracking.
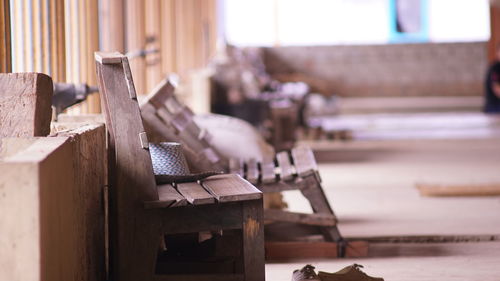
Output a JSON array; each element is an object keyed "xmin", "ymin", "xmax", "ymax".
[{"xmin": 292, "ymin": 264, "xmax": 384, "ymax": 281}]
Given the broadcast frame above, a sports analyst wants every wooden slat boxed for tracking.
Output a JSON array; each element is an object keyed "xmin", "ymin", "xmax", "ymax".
[
  {"xmin": 276, "ymin": 151, "xmax": 294, "ymax": 181},
  {"xmin": 201, "ymin": 174, "xmax": 262, "ymax": 203},
  {"xmin": 170, "ymin": 109, "xmax": 191, "ymax": 132},
  {"xmin": 245, "ymin": 158, "xmax": 259, "ymax": 184},
  {"xmin": 0, "ymin": 0, "xmax": 11, "ymax": 72},
  {"xmin": 264, "ymin": 209, "xmax": 337, "ymax": 227},
  {"xmin": 165, "ymin": 95, "xmax": 185, "ymax": 115},
  {"xmin": 145, "ymin": 78, "xmax": 176, "ymax": 109},
  {"xmin": 176, "ymin": 182, "xmax": 215, "ymax": 205},
  {"xmin": 260, "ymin": 158, "xmax": 277, "ymax": 184},
  {"xmin": 144, "ymin": 184, "xmax": 187, "ymax": 209},
  {"xmin": 291, "ymin": 146, "xmax": 317, "ymax": 177}
]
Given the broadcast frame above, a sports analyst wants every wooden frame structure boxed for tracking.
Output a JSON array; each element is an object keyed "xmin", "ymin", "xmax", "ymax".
[{"xmin": 140, "ymin": 78, "xmax": 358, "ymax": 259}]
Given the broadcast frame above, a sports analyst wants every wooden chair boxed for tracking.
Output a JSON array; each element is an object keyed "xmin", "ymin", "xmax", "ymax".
[
  {"xmin": 95, "ymin": 52, "xmax": 265, "ymax": 281},
  {"xmin": 140, "ymin": 78, "xmax": 347, "ymax": 256}
]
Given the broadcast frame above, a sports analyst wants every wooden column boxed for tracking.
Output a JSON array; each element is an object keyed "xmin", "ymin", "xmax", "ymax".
[
  {"xmin": 160, "ymin": 0, "xmax": 177, "ymax": 75},
  {"xmin": 83, "ymin": 0, "xmax": 99, "ymax": 113},
  {"xmin": 145, "ymin": 0, "xmax": 162, "ymax": 93},
  {"xmin": 50, "ymin": 0, "xmax": 66, "ymax": 82},
  {"xmin": 125, "ymin": 0, "xmax": 146, "ymax": 95},
  {"xmin": 99, "ymin": 0, "xmax": 124, "ymax": 52},
  {"xmin": 0, "ymin": 0, "xmax": 11, "ymax": 72}
]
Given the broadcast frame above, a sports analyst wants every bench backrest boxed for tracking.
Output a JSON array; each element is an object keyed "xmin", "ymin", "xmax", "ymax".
[
  {"xmin": 95, "ymin": 52, "xmax": 158, "ymax": 202},
  {"xmin": 141, "ymin": 78, "xmax": 226, "ymax": 172},
  {"xmin": 0, "ymin": 73, "xmax": 53, "ymax": 137}
]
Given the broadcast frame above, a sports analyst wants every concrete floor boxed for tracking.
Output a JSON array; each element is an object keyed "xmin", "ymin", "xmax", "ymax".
[{"xmin": 266, "ymin": 138, "xmax": 500, "ymax": 281}]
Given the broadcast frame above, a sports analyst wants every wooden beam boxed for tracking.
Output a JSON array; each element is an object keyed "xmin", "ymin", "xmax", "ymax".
[
  {"xmin": 416, "ymin": 182, "xmax": 500, "ymax": 197},
  {"xmin": 265, "ymin": 241, "xmax": 368, "ymax": 260}
]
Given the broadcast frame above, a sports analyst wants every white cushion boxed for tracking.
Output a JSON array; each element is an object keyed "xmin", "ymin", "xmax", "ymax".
[{"xmin": 193, "ymin": 113, "xmax": 275, "ymax": 161}]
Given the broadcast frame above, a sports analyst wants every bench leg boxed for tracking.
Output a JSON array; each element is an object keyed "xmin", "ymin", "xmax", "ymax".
[
  {"xmin": 111, "ymin": 217, "xmax": 161, "ymax": 281},
  {"xmin": 241, "ymin": 200, "xmax": 265, "ymax": 281},
  {"xmin": 300, "ymin": 173, "xmax": 343, "ymax": 242}
]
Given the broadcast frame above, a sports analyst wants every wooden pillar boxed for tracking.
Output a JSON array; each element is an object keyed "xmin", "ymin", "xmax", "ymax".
[
  {"xmin": 99, "ymin": 0, "xmax": 124, "ymax": 52},
  {"xmin": 145, "ymin": 0, "xmax": 161, "ymax": 93},
  {"xmin": 64, "ymin": 0, "xmax": 99, "ymax": 114},
  {"xmin": 50, "ymin": 0, "xmax": 66, "ymax": 82},
  {"xmin": 125, "ymin": 0, "xmax": 146, "ymax": 95},
  {"xmin": 0, "ymin": 0, "xmax": 11, "ymax": 72},
  {"xmin": 160, "ymin": 0, "xmax": 177, "ymax": 75},
  {"xmin": 489, "ymin": 5, "xmax": 500, "ymax": 63},
  {"xmin": 83, "ymin": 0, "xmax": 99, "ymax": 113}
]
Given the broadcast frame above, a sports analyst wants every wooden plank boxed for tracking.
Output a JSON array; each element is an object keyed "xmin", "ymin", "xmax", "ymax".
[
  {"xmin": 201, "ymin": 174, "xmax": 262, "ymax": 203},
  {"xmin": 159, "ymin": 202, "xmax": 243, "ymax": 234},
  {"xmin": 0, "ymin": 137, "xmax": 72, "ymax": 281},
  {"xmin": 0, "ymin": 132, "xmax": 106, "ymax": 281},
  {"xmin": 176, "ymin": 182, "xmax": 215, "ymax": 205},
  {"xmin": 416, "ymin": 182, "xmax": 500, "ymax": 197},
  {"xmin": 264, "ymin": 209, "xmax": 337, "ymax": 227},
  {"xmin": 245, "ymin": 158, "xmax": 259, "ymax": 184},
  {"xmin": 0, "ymin": 73, "xmax": 53, "ymax": 137},
  {"xmin": 276, "ymin": 151, "xmax": 295, "ymax": 181},
  {"xmin": 265, "ymin": 241, "xmax": 368, "ymax": 260},
  {"xmin": 260, "ymin": 158, "xmax": 277, "ymax": 184},
  {"xmin": 0, "ymin": 138, "xmax": 38, "ymax": 158},
  {"xmin": 291, "ymin": 146, "xmax": 318, "ymax": 177},
  {"xmin": 144, "ymin": 184, "xmax": 187, "ymax": 209},
  {"xmin": 144, "ymin": 78, "xmax": 175, "ymax": 109}
]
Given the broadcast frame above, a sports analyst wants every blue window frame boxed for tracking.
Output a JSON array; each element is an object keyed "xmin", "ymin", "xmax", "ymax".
[{"xmin": 389, "ymin": 0, "xmax": 429, "ymax": 43}]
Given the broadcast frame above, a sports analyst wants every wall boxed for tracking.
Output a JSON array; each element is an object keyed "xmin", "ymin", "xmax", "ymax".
[{"xmin": 263, "ymin": 42, "xmax": 487, "ymax": 97}]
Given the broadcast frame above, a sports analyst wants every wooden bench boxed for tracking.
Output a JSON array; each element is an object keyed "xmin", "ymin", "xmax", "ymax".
[
  {"xmin": 141, "ymin": 78, "xmax": 352, "ymax": 258},
  {"xmin": 95, "ymin": 52, "xmax": 265, "ymax": 280}
]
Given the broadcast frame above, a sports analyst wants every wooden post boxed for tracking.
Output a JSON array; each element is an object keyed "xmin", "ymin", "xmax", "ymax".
[
  {"xmin": 160, "ymin": 0, "xmax": 177, "ymax": 75},
  {"xmin": 99, "ymin": 0, "xmax": 125, "ymax": 52},
  {"xmin": 0, "ymin": 0, "xmax": 11, "ymax": 72},
  {"xmin": 50, "ymin": 0, "xmax": 66, "ymax": 82},
  {"xmin": 145, "ymin": 0, "xmax": 162, "ymax": 93},
  {"xmin": 125, "ymin": 0, "xmax": 146, "ymax": 95}
]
